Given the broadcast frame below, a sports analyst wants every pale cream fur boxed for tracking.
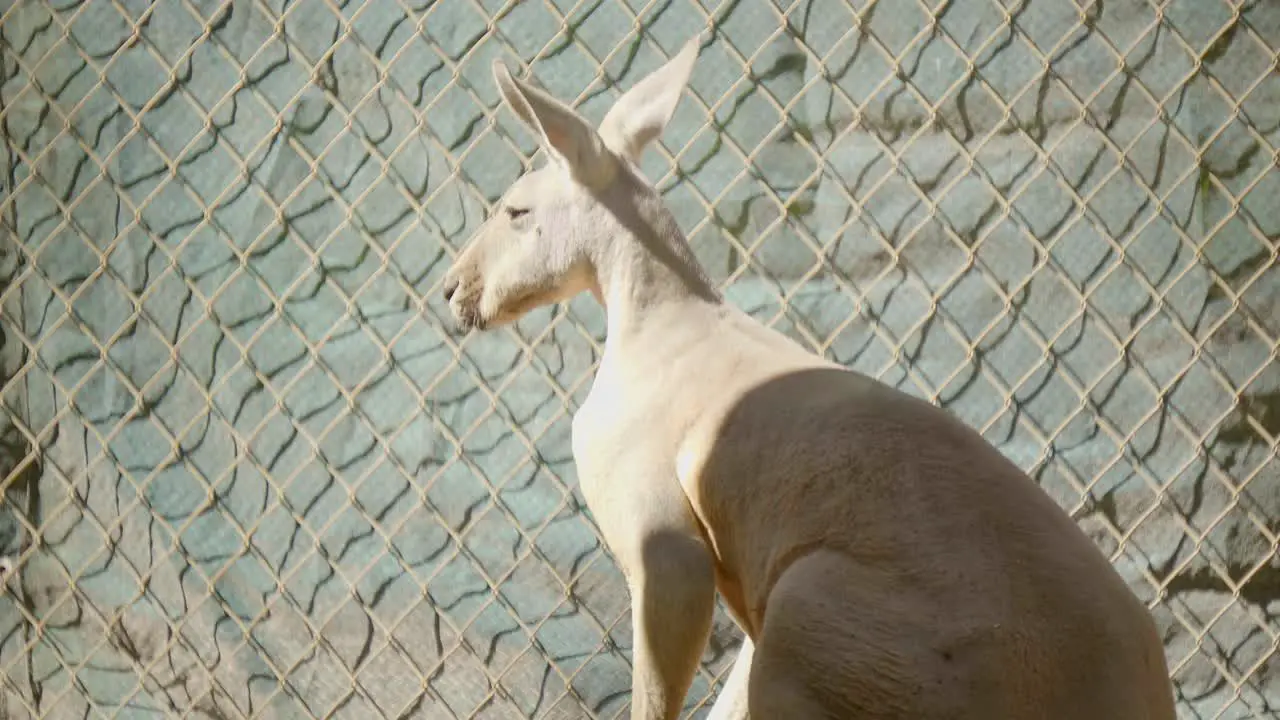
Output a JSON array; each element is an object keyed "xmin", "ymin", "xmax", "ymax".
[{"xmin": 442, "ymin": 36, "xmax": 1177, "ymax": 720}]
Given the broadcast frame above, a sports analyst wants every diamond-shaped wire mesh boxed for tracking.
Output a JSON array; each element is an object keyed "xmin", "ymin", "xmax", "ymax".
[{"xmin": 0, "ymin": 0, "xmax": 1276, "ymax": 716}]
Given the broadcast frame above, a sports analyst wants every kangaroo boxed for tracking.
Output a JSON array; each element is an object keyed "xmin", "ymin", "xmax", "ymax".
[{"xmin": 441, "ymin": 35, "xmax": 1177, "ymax": 720}]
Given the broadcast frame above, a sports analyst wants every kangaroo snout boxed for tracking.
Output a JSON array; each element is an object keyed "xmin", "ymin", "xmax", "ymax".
[{"xmin": 441, "ymin": 254, "xmax": 489, "ymax": 333}]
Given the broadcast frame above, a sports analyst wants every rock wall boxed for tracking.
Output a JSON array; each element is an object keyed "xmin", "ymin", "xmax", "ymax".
[{"xmin": 0, "ymin": 0, "xmax": 1276, "ymax": 717}]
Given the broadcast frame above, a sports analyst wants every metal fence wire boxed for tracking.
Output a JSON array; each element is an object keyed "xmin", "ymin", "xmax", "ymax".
[{"xmin": 0, "ymin": 0, "xmax": 1276, "ymax": 717}]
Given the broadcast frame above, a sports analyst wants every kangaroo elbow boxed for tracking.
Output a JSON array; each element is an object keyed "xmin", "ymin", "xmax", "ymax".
[{"xmin": 639, "ymin": 530, "xmax": 716, "ymax": 596}]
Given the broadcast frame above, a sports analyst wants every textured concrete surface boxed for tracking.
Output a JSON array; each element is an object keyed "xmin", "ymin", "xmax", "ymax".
[{"xmin": 1, "ymin": 0, "xmax": 1277, "ymax": 717}]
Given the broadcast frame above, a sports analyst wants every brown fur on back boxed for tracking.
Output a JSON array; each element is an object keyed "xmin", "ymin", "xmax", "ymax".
[{"xmin": 677, "ymin": 365, "xmax": 1175, "ymax": 718}]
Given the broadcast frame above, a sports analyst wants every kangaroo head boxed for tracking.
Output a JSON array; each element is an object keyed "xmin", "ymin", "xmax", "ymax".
[{"xmin": 442, "ymin": 35, "xmax": 702, "ymax": 332}]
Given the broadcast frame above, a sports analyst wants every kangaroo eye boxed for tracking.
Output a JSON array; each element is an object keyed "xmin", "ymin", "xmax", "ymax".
[{"xmin": 505, "ymin": 206, "xmax": 530, "ymax": 221}]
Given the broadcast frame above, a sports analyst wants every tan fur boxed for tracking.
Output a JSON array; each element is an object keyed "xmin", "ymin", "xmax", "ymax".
[{"xmin": 442, "ymin": 36, "xmax": 1178, "ymax": 720}]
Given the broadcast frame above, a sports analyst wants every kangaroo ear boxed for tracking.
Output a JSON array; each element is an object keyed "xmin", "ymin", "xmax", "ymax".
[
  {"xmin": 493, "ymin": 60, "xmax": 616, "ymax": 187},
  {"xmin": 598, "ymin": 34, "xmax": 703, "ymax": 163}
]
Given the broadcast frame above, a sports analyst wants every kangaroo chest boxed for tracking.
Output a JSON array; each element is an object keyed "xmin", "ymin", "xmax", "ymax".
[
  {"xmin": 570, "ymin": 363, "xmax": 761, "ymax": 622},
  {"xmin": 569, "ymin": 378, "xmax": 678, "ymax": 499},
  {"xmin": 569, "ymin": 353, "xmax": 710, "ymax": 500}
]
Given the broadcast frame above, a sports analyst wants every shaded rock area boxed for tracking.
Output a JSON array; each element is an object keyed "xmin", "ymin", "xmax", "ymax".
[{"xmin": 0, "ymin": 0, "xmax": 1276, "ymax": 717}]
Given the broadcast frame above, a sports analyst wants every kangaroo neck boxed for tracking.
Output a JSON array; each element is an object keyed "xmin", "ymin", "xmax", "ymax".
[{"xmin": 588, "ymin": 182, "xmax": 721, "ymax": 345}]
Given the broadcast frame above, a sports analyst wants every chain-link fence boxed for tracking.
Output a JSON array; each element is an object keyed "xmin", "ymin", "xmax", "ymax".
[{"xmin": 0, "ymin": 0, "xmax": 1276, "ymax": 717}]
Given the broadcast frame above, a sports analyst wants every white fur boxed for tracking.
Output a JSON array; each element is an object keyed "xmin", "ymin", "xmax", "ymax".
[{"xmin": 442, "ymin": 36, "xmax": 1177, "ymax": 720}]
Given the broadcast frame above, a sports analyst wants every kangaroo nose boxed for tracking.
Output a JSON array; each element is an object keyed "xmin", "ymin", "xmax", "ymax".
[{"xmin": 442, "ymin": 278, "xmax": 459, "ymax": 303}]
